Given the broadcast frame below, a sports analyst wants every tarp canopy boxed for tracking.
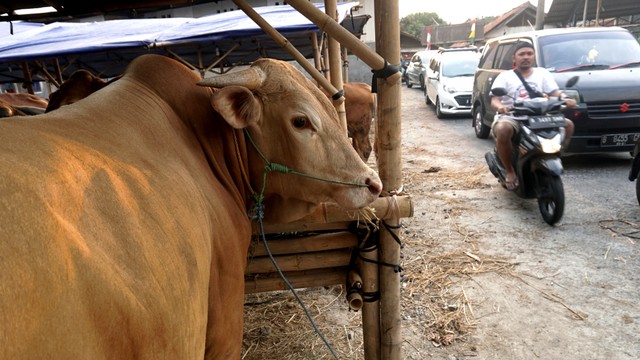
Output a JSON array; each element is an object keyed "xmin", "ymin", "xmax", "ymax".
[{"xmin": 0, "ymin": 2, "xmax": 363, "ymax": 84}]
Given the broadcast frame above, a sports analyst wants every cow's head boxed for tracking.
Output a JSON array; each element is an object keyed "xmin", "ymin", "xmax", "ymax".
[
  {"xmin": 46, "ymin": 70, "xmax": 108, "ymax": 112},
  {"xmin": 199, "ymin": 59, "xmax": 382, "ymax": 223}
]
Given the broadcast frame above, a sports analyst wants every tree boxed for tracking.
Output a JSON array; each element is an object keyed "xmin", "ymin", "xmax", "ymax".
[{"xmin": 400, "ymin": 12, "xmax": 445, "ymax": 39}]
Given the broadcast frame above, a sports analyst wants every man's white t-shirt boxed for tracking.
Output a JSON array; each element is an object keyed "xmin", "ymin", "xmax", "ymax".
[{"xmin": 491, "ymin": 68, "xmax": 559, "ymax": 106}]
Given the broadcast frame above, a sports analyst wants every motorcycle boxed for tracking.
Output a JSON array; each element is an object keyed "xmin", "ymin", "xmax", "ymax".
[{"xmin": 485, "ymin": 77, "xmax": 579, "ymax": 225}]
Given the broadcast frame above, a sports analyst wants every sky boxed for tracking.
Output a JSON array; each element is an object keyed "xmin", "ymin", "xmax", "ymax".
[{"xmin": 399, "ymin": 0, "xmax": 552, "ymax": 24}]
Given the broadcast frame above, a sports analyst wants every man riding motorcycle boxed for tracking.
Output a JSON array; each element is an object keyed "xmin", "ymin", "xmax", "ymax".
[{"xmin": 490, "ymin": 41, "xmax": 577, "ymax": 190}]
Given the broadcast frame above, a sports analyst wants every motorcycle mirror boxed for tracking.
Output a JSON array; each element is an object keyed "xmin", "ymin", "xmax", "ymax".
[
  {"xmin": 565, "ymin": 76, "xmax": 579, "ymax": 88},
  {"xmin": 492, "ymin": 87, "xmax": 508, "ymax": 96}
]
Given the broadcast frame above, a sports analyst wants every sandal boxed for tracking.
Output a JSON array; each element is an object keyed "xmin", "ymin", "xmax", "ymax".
[{"xmin": 503, "ymin": 179, "xmax": 519, "ymax": 191}]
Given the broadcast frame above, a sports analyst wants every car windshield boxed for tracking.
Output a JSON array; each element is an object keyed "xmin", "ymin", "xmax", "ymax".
[
  {"xmin": 540, "ymin": 30, "xmax": 640, "ymax": 72},
  {"xmin": 442, "ymin": 56, "xmax": 478, "ymax": 77}
]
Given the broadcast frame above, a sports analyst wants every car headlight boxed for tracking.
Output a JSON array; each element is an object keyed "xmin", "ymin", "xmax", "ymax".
[{"xmin": 443, "ymin": 84, "xmax": 456, "ymax": 93}]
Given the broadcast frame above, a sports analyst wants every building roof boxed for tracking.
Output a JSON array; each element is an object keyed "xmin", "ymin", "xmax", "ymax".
[
  {"xmin": 484, "ymin": 1, "xmax": 537, "ymax": 35},
  {"xmin": 544, "ymin": 0, "xmax": 640, "ymax": 26}
]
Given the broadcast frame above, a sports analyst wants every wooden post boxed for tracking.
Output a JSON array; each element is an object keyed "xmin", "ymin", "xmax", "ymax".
[
  {"xmin": 20, "ymin": 62, "xmax": 35, "ymax": 94},
  {"xmin": 325, "ymin": 0, "xmax": 347, "ymax": 134},
  {"xmin": 342, "ymin": 47, "xmax": 349, "ymax": 82},
  {"xmin": 374, "ymin": 0, "xmax": 403, "ymax": 359}
]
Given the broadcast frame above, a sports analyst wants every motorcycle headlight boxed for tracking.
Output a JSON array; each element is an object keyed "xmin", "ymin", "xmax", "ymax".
[{"xmin": 538, "ymin": 133, "xmax": 563, "ymax": 153}]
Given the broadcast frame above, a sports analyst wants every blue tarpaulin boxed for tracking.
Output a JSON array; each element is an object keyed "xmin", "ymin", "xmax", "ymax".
[{"xmin": 0, "ymin": 2, "xmax": 359, "ymax": 83}]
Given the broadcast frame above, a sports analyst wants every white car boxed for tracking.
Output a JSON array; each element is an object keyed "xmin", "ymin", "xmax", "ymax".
[{"xmin": 424, "ymin": 49, "xmax": 479, "ymax": 118}]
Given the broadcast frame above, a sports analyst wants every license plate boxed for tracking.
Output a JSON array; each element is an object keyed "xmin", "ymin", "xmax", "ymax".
[
  {"xmin": 600, "ymin": 133, "xmax": 640, "ymax": 147},
  {"xmin": 527, "ymin": 115, "xmax": 566, "ymax": 129}
]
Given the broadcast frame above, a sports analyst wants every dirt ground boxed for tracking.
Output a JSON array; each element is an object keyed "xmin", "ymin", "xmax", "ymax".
[{"xmin": 241, "ymin": 85, "xmax": 640, "ymax": 359}]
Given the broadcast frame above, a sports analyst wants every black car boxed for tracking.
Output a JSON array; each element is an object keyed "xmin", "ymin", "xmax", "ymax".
[{"xmin": 471, "ymin": 27, "xmax": 640, "ymax": 153}]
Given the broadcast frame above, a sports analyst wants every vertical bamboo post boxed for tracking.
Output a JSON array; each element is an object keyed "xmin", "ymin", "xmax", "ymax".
[
  {"xmin": 20, "ymin": 62, "xmax": 34, "ymax": 94},
  {"xmin": 325, "ymin": 0, "xmax": 347, "ymax": 134},
  {"xmin": 360, "ymin": 238, "xmax": 381, "ymax": 360},
  {"xmin": 342, "ymin": 47, "xmax": 349, "ymax": 82},
  {"xmin": 311, "ymin": 33, "xmax": 322, "ymax": 72},
  {"xmin": 374, "ymin": 0, "xmax": 403, "ymax": 359}
]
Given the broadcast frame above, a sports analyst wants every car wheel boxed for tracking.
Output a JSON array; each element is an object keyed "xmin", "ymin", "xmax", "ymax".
[
  {"xmin": 419, "ymin": 75, "xmax": 425, "ymax": 90},
  {"xmin": 406, "ymin": 78, "xmax": 413, "ymax": 88},
  {"xmin": 422, "ymin": 87, "xmax": 431, "ymax": 106},
  {"xmin": 473, "ymin": 104, "xmax": 491, "ymax": 139},
  {"xmin": 424, "ymin": 85, "xmax": 432, "ymax": 105},
  {"xmin": 435, "ymin": 97, "xmax": 445, "ymax": 119}
]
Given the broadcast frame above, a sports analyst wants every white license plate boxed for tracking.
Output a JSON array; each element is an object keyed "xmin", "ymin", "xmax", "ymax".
[{"xmin": 600, "ymin": 133, "xmax": 640, "ymax": 147}]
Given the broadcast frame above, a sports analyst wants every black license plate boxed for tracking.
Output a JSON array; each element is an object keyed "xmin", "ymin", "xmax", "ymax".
[
  {"xmin": 527, "ymin": 115, "xmax": 566, "ymax": 129},
  {"xmin": 601, "ymin": 133, "xmax": 640, "ymax": 147}
]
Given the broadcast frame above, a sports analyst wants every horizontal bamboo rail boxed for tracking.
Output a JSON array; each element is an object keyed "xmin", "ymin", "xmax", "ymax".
[
  {"xmin": 249, "ymin": 232, "xmax": 358, "ymax": 257},
  {"xmin": 246, "ymin": 248, "xmax": 352, "ymax": 274},
  {"xmin": 245, "ymin": 267, "xmax": 347, "ymax": 294}
]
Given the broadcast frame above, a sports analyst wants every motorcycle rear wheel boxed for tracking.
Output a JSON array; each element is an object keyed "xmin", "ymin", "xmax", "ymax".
[{"xmin": 537, "ymin": 175, "xmax": 565, "ymax": 225}]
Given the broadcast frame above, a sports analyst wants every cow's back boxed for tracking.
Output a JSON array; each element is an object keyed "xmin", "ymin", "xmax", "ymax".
[{"xmin": 0, "ymin": 56, "xmax": 250, "ymax": 358}]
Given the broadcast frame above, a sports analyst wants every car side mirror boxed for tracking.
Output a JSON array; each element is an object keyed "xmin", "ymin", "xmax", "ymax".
[{"xmin": 565, "ymin": 76, "xmax": 579, "ymax": 88}]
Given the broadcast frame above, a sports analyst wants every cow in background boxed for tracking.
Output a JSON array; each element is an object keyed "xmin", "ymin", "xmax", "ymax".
[
  {"xmin": 0, "ymin": 54, "xmax": 381, "ymax": 359},
  {"xmin": 343, "ymin": 82, "xmax": 376, "ymax": 162},
  {"xmin": 0, "ymin": 93, "xmax": 48, "ymax": 117},
  {"xmin": 45, "ymin": 69, "xmax": 109, "ymax": 112}
]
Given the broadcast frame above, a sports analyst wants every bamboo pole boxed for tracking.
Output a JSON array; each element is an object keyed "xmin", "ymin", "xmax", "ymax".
[
  {"xmin": 342, "ymin": 47, "xmax": 349, "ymax": 82},
  {"xmin": 245, "ymin": 267, "xmax": 346, "ymax": 294},
  {"xmin": 249, "ymin": 232, "xmax": 358, "ymax": 257},
  {"xmin": 325, "ymin": 0, "xmax": 347, "ymax": 134},
  {"xmin": 245, "ymin": 248, "xmax": 352, "ymax": 274},
  {"xmin": 347, "ymin": 270, "xmax": 363, "ymax": 311},
  {"xmin": 360, "ymin": 231, "xmax": 380, "ymax": 360},
  {"xmin": 286, "ymin": 0, "xmax": 402, "ymax": 85},
  {"xmin": 232, "ymin": 0, "xmax": 344, "ymax": 105},
  {"xmin": 374, "ymin": 0, "xmax": 403, "ymax": 358},
  {"xmin": 20, "ymin": 62, "xmax": 34, "ymax": 94},
  {"xmin": 311, "ymin": 33, "xmax": 322, "ymax": 72}
]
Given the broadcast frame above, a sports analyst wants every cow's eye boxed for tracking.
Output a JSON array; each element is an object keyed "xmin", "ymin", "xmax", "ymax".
[{"xmin": 292, "ymin": 117, "xmax": 307, "ymax": 128}]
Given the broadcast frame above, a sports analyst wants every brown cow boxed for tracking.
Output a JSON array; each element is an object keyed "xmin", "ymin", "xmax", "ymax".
[
  {"xmin": 0, "ymin": 92, "xmax": 48, "ymax": 117},
  {"xmin": 0, "ymin": 54, "xmax": 381, "ymax": 359},
  {"xmin": 343, "ymin": 82, "xmax": 375, "ymax": 162},
  {"xmin": 45, "ymin": 69, "xmax": 109, "ymax": 112}
]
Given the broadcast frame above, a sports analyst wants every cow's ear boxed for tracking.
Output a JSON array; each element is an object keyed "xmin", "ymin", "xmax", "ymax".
[{"xmin": 210, "ymin": 86, "xmax": 262, "ymax": 129}]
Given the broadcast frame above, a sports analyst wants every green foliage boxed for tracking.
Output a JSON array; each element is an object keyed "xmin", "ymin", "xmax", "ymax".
[{"xmin": 400, "ymin": 12, "xmax": 445, "ymax": 39}]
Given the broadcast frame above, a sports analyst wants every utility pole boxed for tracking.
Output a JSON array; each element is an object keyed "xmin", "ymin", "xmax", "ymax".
[{"xmin": 535, "ymin": 0, "xmax": 545, "ymax": 30}]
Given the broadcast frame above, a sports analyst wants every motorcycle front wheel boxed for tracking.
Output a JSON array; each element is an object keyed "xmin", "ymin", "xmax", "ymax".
[{"xmin": 537, "ymin": 175, "xmax": 565, "ymax": 225}]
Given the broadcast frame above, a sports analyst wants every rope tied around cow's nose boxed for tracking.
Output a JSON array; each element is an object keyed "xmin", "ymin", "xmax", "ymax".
[{"xmin": 243, "ymin": 128, "xmax": 370, "ymax": 203}]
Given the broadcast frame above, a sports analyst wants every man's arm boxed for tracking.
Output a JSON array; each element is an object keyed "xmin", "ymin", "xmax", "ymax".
[
  {"xmin": 549, "ymin": 90, "xmax": 577, "ymax": 108},
  {"xmin": 491, "ymin": 95, "xmax": 509, "ymax": 114}
]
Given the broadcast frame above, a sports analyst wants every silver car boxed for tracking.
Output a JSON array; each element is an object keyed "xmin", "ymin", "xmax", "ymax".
[
  {"xmin": 425, "ymin": 49, "xmax": 479, "ymax": 118},
  {"xmin": 405, "ymin": 50, "xmax": 438, "ymax": 90}
]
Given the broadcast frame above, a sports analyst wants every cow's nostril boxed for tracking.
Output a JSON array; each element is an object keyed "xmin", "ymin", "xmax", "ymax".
[{"xmin": 366, "ymin": 178, "xmax": 382, "ymax": 196}]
